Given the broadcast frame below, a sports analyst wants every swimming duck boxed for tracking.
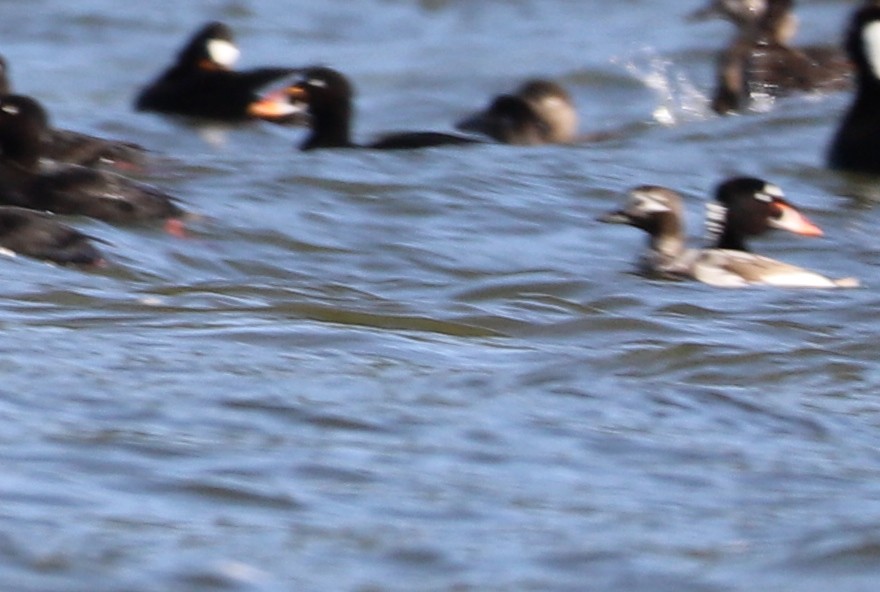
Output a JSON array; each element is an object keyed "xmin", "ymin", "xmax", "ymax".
[
  {"xmin": 456, "ymin": 79, "xmax": 579, "ymax": 145},
  {"xmin": 693, "ymin": 0, "xmax": 851, "ymax": 113},
  {"xmin": 599, "ymin": 177, "xmax": 857, "ymax": 287},
  {"xmin": 828, "ymin": 3, "xmax": 880, "ymax": 174},
  {"xmin": 0, "ymin": 54, "xmax": 146, "ymax": 170},
  {"xmin": 0, "ymin": 206, "xmax": 105, "ymax": 266},
  {"xmin": 0, "ymin": 95, "xmax": 185, "ymax": 229},
  {"xmin": 246, "ymin": 67, "xmax": 482, "ymax": 150},
  {"xmin": 135, "ymin": 21, "xmax": 296, "ymax": 121}
]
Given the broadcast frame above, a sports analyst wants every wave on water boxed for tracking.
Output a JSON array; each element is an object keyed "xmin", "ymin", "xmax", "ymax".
[{"xmin": 616, "ymin": 47, "xmax": 713, "ymax": 126}]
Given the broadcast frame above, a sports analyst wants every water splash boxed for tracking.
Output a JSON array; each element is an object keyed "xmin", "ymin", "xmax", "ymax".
[
  {"xmin": 747, "ymin": 88, "xmax": 776, "ymax": 114},
  {"xmin": 616, "ymin": 47, "xmax": 712, "ymax": 126}
]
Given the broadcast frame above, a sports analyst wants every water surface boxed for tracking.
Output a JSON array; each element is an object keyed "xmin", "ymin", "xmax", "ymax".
[{"xmin": 2, "ymin": 1, "xmax": 880, "ymax": 590}]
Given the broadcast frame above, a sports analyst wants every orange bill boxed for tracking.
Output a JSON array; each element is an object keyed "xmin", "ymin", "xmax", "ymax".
[{"xmin": 771, "ymin": 201, "xmax": 824, "ymax": 237}]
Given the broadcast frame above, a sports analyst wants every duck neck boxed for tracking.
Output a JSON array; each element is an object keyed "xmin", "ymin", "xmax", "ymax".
[
  {"xmin": 649, "ymin": 212, "xmax": 686, "ymax": 259},
  {"xmin": 302, "ymin": 101, "xmax": 354, "ymax": 150},
  {"xmin": 854, "ymin": 69, "xmax": 880, "ymax": 104},
  {"xmin": 714, "ymin": 225, "xmax": 749, "ymax": 252}
]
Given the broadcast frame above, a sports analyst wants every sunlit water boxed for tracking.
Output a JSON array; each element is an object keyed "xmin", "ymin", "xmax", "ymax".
[{"xmin": 2, "ymin": 1, "xmax": 880, "ymax": 591}]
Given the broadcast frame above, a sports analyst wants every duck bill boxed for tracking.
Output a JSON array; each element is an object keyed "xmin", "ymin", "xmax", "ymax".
[
  {"xmin": 770, "ymin": 202, "xmax": 824, "ymax": 237},
  {"xmin": 247, "ymin": 89, "xmax": 307, "ymax": 123},
  {"xmin": 597, "ymin": 210, "xmax": 633, "ymax": 225}
]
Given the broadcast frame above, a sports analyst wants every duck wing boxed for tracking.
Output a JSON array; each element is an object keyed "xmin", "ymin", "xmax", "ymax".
[
  {"xmin": 693, "ymin": 249, "xmax": 857, "ymax": 288},
  {"xmin": 28, "ymin": 166, "xmax": 183, "ymax": 224}
]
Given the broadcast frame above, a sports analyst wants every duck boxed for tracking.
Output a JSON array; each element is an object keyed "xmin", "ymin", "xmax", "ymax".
[
  {"xmin": 0, "ymin": 94, "xmax": 185, "ymax": 230},
  {"xmin": 693, "ymin": 0, "xmax": 851, "ymax": 113},
  {"xmin": 828, "ymin": 3, "xmax": 880, "ymax": 174},
  {"xmin": 692, "ymin": 0, "xmax": 849, "ymax": 66},
  {"xmin": 39, "ymin": 127, "xmax": 146, "ymax": 172},
  {"xmin": 0, "ymin": 206, "xmax": 106, "ymax": 267},
  {"xmin": 598, "ymin": 176, "xmax": 857, "ymax": 288},
  {"xmin": 135, "ymin": 21, "xmax": 297, "ymax": 121},
  {"xmin": 690, "ymin": 0, "xmax": 767, "ymax": 27},
  {"xmin": 456, "ymin": 79, "xmax": 580, "ymax": 145},
  {"xmin": 246, "ymin": 67, "xmax": 483, "ymax": 150},
  {"xmin": 0, "ymin": 54, "xmax": 146, "ymax": 170}
]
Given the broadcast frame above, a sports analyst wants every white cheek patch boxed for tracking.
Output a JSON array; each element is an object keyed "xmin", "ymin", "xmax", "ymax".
[
  {"xmin": 1, "ymin": 104, "xmax": 18, "ymax": 115},
  {"xmin": 631, "ymin": 191, "xmax": 671, "ymax": 213},
  {"xmin": 537, "ymin": 96, "xmax": 568, "ymax": 111},
  {"xmin": 862, "ymin": 21, "xmax": 880, "ymax": 80},
  {"xmin": 207, "ymin": 39, "xmax": 240, "ymax": 68},
  {"xmin": 307, "ymin": 78, "xmax": 328, "ymax": 89}
]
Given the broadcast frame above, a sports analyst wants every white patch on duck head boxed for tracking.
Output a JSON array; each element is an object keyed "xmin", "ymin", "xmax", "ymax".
[
  {"xmin": 1, "ymin": 103, "xmax": 19, "ymax": 116},
  {"xmin": 862, "ymin": 21, "xmax": 880, "ymax": 80},
  {"xmin": 533, "ymin": 96, "xmax": 579, "ymax": 142},
  {"xmin": 630, "ymin": 189, "xmax": 672, "ymax": 214},
  {"xmin": 207, "ymin": 39, "xmax": 240, "ymax": 68},
  {"xmin": 756, "ymin": 183, "xmax": 783, "ymax": 203},
  {"xmin": 537, "ymin": 96, "xmax": 568, "ymax": 112},
  {"xmin": 306, "ymin": 78, "xmax": 328, "ymax": 89}
]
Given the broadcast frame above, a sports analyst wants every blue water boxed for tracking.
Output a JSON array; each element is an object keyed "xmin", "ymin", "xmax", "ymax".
[{"xmin": 2, "ymin": 1, "xmax": 880, "ymax": 590}]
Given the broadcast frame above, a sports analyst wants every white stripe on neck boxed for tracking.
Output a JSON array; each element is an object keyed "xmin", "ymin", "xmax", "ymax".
[{"xmin": 704, "ymin": 202, "xmax": 727, "ymax": 243}]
